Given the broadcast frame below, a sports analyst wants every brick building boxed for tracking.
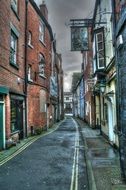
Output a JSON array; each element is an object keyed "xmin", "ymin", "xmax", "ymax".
[
  {"xmin": 0, "ymin": 0, "xmax": 63, "ymax": 150},
  {"xmin": 55, "ymin": 53, "xmax": 64, "ymax": 121},
  {"xmin": 64, "ymin": 92, "xmax": 73, "ymax": 116},
  {"xmin": 82, "ymin": 26, "xmax": 95, "ymax": 127},
  {"xmin": 0, "ymin": 0, "xmax": 26, "ymax": 149},
  {"xmin": 26, "ymin": 0, "xmax": 54, "ymax": 134}
]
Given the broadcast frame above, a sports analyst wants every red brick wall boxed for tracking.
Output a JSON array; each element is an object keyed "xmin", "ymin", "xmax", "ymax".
[
  {"xmin": 27, "ymin": 2, "xmax": 52, "ymax": 133},
  {"xmin": 83, "ymin": 28, "xmax": 95, "ymax": 126},
  {"xmin": 0, "ymin": 0, "xmax": 26, "ymax": 92},
  {"xmin": 0, "ymin": 0, "xmax": 26, "ymax": 139}
]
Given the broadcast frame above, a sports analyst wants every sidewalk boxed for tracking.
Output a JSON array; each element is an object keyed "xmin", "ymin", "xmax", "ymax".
[
  {"xmin": 0, "ymin": 122, "xmax": 60, "ymax": 166},
  {"xmin": 75, "ymin": 118, "xmax": 126, "ymax": 190}
]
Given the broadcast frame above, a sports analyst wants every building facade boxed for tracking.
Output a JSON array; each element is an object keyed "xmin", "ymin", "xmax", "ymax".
[
  {"xmin": 92, "ymin": 0, "xmax": 118, "ymax": 147},
  {"xmin": 114, "ymin": 0, "xmax": 126, "ymax": 180},
  {"xmin": 0, "ymin": 0, "xmax": 27, "ymax": 149},
  {"xmin": 26, "ymin": 0, "xmax": 53, "ymax": 134},
  {"xmin": 64, "ymin": 92, "xmax": 73, "ymax": 115},
  {"xmin": 82, "ymin": 26, "xmax": 95, "ymax": 127},
  {"xmin": 71, "ymin": 73, "xmax": 82, "ymax": 117},
  {"xmin": 0, "ymin": 0, "xmax": 64, "ymax": 150}
]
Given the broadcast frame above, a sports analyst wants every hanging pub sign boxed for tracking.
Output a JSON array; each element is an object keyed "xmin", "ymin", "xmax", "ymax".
[
  {"xmin": 71, "ymin": 26, "xmax": 88, "ymax": 51},
  {"xmin": 70, "ymin": 19, "xmax": 92, "ymax": 51}
]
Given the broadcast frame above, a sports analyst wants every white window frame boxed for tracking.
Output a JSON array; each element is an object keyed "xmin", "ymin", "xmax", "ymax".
[
  {"xmin": 96, "ymin": 30, "xmax": 105, "ymax": 69},
  {"xmin": 11, "ymin": 0, "xmax": 18, "ymax": 13},
  {"xmin": 10, "ymin": 31, "xmax": 17, "ymax": 65},
  {"xmin": 39, "ymin": 21, "xmax": 45, "ymax": 44},
  {"xmin": 39, "ymin": 53, "xmax": 45, "ymax": 77},
  {"xmin": 28, "ymin": 65, "xmax": 33, "ymax": 82},
  {"xmin": 28, "ymin": 31, "xmax": 33, "ymax": 48}
]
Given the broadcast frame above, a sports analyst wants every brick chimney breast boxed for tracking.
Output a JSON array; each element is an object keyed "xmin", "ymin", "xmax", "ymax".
[{"xmin": 39, "ymin": 1, "xmax": 48, "ymax": 21}]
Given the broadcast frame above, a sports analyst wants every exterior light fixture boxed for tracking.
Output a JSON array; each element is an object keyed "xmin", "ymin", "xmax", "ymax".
[{"xmin": 100, "ymin": 83, "xmax": 106, "ymax": 93}]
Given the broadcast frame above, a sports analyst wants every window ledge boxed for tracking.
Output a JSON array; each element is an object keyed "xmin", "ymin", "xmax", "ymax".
[
  {"xmin": 39, "ymin": 75, "xmax": 46, "ymax": 79},
  {"xmin": 28, "ymin": 43, "xmax": 34, "ymax": 49},
  {"xmin": 39, "ymin": 39, "xmax": 46, "ymax": 47},
  {"xmin": 11, "ymin": 5, "xmax": 20, "ymax": 21},
  {"xmin": 10, "ymin": 62, "xmax": 19, "ymax": 70},
  {"xmin": 28, "ymin": 79, "xmax": 33, "ymax": 83}
]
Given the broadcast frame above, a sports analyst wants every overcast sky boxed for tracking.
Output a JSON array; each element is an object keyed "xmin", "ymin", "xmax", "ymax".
[{"xmin": 35, "ymin": 0, "xmax": 95, "ymax": 91}]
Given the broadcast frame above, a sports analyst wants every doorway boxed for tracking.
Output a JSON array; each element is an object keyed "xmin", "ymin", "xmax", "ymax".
[{"xmin": 0, "ymin": 100, "xmax": 5, "ymax": 150}]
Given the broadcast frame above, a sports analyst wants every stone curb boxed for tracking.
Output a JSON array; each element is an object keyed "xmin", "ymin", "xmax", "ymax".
[
  {"xmin": 74, "ymin": 118, "xmax": 97, "ymax": 190},
  {"xmin": 0, "ymin": 120, "xmax": 64, "ymax": 166}
]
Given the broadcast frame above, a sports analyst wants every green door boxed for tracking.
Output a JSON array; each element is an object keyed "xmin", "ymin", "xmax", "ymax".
[{"xmin": 0, "ymin": 103, "xmax": 4, "ymax": 150}]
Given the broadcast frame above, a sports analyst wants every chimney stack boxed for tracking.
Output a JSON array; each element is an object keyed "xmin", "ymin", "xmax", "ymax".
[{"xmin": 40, "ymin": 1, "xmax": 48, "ymax": 21}]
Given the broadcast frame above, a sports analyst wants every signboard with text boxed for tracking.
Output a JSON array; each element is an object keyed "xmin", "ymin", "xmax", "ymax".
[{"xmin": 71, "ymin": 26, "xmax": 88, "ymax": 51}]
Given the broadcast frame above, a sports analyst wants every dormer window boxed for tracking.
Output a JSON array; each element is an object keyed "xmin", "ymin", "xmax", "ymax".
[{"xmin": 39, "ymin": 53, "xmax": 46, "ymax": 77}]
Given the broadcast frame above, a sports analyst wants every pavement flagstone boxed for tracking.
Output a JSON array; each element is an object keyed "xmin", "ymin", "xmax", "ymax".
[{"xmin": 75, "ymin": 118, "xmax": 126, "ymax": 190}]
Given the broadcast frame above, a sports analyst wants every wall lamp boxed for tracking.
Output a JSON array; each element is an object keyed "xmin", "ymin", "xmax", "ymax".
[{"xmin": 99, "ymin": 83, "xmax": 106, "ymax": 93}]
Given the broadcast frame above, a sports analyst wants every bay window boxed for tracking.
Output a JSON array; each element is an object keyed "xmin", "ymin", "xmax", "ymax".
[{"xmin": 95, "ymin": 28, "xmax": 105, "ymax": 69}]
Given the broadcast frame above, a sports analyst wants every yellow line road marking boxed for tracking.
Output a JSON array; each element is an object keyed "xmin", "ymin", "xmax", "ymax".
[
  {"xmin": 70, "ymin": 119, "xmax": 79, "ymax": 190},
  {"xmin": 0, "ymin": 120, "xmax": 65, "ymax": 166}
]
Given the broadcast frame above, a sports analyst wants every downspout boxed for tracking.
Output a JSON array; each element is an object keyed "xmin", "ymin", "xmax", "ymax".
[{"xmin": 24, "ymin": 0, "xmax": 29, "ymax": 137}]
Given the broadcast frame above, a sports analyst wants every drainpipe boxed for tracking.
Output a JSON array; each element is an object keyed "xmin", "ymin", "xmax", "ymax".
[{"xmin": 24, "ymin": 0, "xmax": 29, "ymax": 138}]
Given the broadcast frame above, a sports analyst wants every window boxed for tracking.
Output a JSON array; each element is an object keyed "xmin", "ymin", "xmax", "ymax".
[
  {"xmin": 39, "ymin": 21, "xmax": 45, "ymax": 43},
  {"xmin": 0, "ymin": 95, "xmax": 3, "ymax": 101},
  {"xmin": 95, "ymin": 28, "xmax": 105, "ymax": 69},
  {"xmin": 28, "ymin": 65, "xmax": 33, "ymax": 82},
  {"xmin": 11, "ymin": 0, "xmax": 18, "ymax": 13},
  {"xmin": 66, "ymin": 103, "xmax": 71, "ymax": 109},
  {"xmin": 66, "ymin": 97, "xmax": 69, "ymax": 100},
  {"xmin": 39, "ymin": 53, "xmax": 46, "ymax": 77},
  {"xmin": 11, "ymin": 99, "xmax": 23, "ymax": 133},
  {"xmin": 28, "ymin": 31, "xmax": 33, "ymax": 47},
  {"xmin": 10, "ymin": 31, "xmax": 18, "ymax": 65}
]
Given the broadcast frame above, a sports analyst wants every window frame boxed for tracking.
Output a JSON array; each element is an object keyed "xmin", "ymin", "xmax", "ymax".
[
  {"xmin": 39, "ymin": 53, "xmax": 46, "ymax": 77},
  {"xmin": 28, "ymin": 31, "xmax": 33, "ymax": 48},
  {"xmin": 10, "ymin": 30, "xmax": 18, "ymax": 67},
  {"xmin": 94, "ymin": 27, "xmax": 105, "ymax": 70},
  {"xmin": 11, "ymin": 0, "xmax": 18, "ymax": 15},
  {"xmin": 39, "ymin": 21, "xmax": 45, "ymax": 44},
  {"xmin": 28, "ymin": 65, "xmax": 33, "ymax": 82}
]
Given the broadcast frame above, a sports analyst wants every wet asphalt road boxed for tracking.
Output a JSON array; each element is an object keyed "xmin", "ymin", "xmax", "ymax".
[{"xmin": 0, "ymin": 118, "xmax": 88, "ymax": 190}]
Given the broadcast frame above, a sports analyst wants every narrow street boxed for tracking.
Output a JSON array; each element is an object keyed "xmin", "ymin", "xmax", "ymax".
[{"xmin": 0, "ymin": 118, "xmax": 88, "ymax": 190}]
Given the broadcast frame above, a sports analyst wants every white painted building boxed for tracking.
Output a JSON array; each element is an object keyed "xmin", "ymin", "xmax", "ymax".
[{"xmin": 64, "ymin": 92, "xmax": 73, "ymax": 115}]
